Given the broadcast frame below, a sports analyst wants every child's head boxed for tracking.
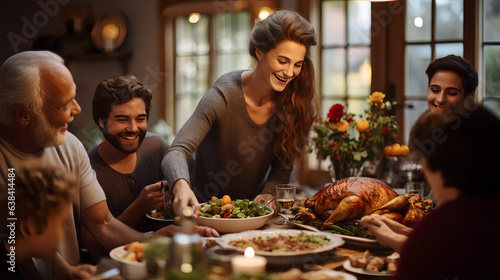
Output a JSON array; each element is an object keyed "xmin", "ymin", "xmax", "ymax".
[
  {"xmin": 412, "ymin": 105, "xmax": 500, "ymax": 200},
  {"xmin": 1, "ymin": 165, "xmax": 76, "ymax": 259}
]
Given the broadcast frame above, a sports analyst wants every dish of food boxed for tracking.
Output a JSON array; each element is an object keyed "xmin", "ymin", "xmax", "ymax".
[
  {"xmin": 109, "ymin": 242, "xmax": 148, "ymax": 279},
  {"xmin": 216, "ymin": 229, "xmax": 344, "ymax": 266},
  {"xmin": 285, "ymin": 216, "xmax": 381, "ymax": 245},
  {"xmin": 195, "ymin": 195, "xmax": 274, "ymax": 233},
  {"xmin": 194, "ymin": 206, "xmax": 273, "ymax": 233},
  {"xmin": 200, "ymin": 196, "xmax": 272, "ymax": 218},
  {"xmin": 146, "ymin": 209, "xmax": 173, "ymax": 221},
  {"xmin": 343, "ymin": 260, "xmax": 395, "ymax": 276},
  {"xmin": 269, "ymin": 268, "xmax": 357, "ymax": 280}
]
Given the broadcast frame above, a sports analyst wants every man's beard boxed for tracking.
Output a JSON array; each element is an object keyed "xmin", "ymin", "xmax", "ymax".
[
  {"xmin": 102, "ymin": 128, "xmax": 146, "ymax": 154},
  {"xmin": 34, "ymin": 113, "xmax": 66, "ymax": 147}
]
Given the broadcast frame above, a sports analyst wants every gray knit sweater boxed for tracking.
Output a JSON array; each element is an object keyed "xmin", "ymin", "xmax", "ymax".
[{"xmin": 162, "ymin": 70, "xmax": 291, "ymax": 202}]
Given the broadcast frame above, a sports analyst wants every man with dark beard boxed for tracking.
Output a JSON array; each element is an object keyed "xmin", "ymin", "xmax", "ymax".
[
  {"xmin": 88, "ymin": 75, "xmax": 169, "ymax": 233},
  {"xmin": 83, "ymin": 75, "xmax": 219, "ymax": 258}
]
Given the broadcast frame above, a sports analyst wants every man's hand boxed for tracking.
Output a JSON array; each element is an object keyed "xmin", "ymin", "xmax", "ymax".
[
  {"xmin": 171, "ymin": 179, "xmax": 200, "ymax": 217},
  {"xmin": 196, "ymin": 226, "xmax": 220, "ymax": 237},
  {"xmin": 52, "ymin": 253, "xmax": 97, "ymax": 280},
  {"xmin": 68, "ymin": 264, "xmax": 97, "ymax": 280},
  {"xmin": 136, "ymin": 181, "xmax": 163, "ymax": 212},
  {"xmin": 153, "ymin": 224, "xmax": 219, "ymax": 238}
]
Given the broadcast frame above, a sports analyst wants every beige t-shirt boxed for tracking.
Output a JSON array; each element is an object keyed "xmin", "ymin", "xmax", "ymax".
[{"xmin": 0, "ymin": 132, "xmax": 106, "ymax": 269}]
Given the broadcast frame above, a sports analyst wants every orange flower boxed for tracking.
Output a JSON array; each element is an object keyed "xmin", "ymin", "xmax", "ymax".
[
  {"xmin": 336, "ymin": 120, "xmax": 350, "ymax": 132},
  {"xmin": 369, "ymin": 91, "xmax": 385, "ymax": 104},
  {"xmin": 356, "ymin": 120, "xmax": 370, "ymax": 132}
]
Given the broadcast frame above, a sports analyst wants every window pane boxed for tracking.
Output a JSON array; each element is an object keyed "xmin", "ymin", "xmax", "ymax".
[
  {"xmin": 435, "ymin": 0, "xmax": 463, "ymax": 40},
  {"xmin": 322, "ymin": 0, "xmax": 346, "ymax": 46},
  {"xmin": 406, "ymin": 0, "xmax": 432, "ymax": 42},
  {"xmin": 216, "ymin": 12, "xmax": 250, "ymax": 53},
  {"xmin": 322, "ymin": 48, "xmax": 346, "ymax": 98},
  {"xmin": 347, "ymin": 99, "xmax": 370, "ymax": 119},
  {"xmin": 483, "ymin": 0, "xmax": 500, "ymax": 41},
  {"xmin": 175, "ymin": 56, "xmax": 209, "ymax": 97},
  {"xmin": 404, "ymin": 100, "xmax": 428, "ymax": 144},
  {"xmin": 216, "ymin": 54, "xmax": 252, "ymax": 78},
  {"xmin": 348, "ymin": 1, "xmax": 371, "ymax": 45},
  {"xmin": 176, "ymin": 15, "xmax": 209, "ymax": 55},
  {"xmin": 435, "ymin": 43, "xmax": 463, "ymax": 58},
  {"xmin": 484, "ymin": 45, "xmax": 500, "ymax": 97},
  {"xmin": 484, "ymin": 100, "xmax": 500, "ymax": 119},
  {"xmin": 176, "ymin": 97, "xmax": 202, "ymax": 132},
  {"xmin": 405, "ymin": 45, "xmax": 431, "ymax": 97},
  {"xmin": 347, "ymin": 47, "xmax": 371, "ymax": 97}
]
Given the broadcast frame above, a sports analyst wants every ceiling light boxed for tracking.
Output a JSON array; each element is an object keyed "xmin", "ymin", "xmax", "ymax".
[{"xmin": 188, "ymin": 13, "xmax": 201, "ymax": 23}]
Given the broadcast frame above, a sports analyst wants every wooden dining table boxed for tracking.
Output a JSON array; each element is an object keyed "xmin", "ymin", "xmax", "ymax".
[{"xmin": 249, "ymin": 215, "xmax": 396, "ymax": 280}]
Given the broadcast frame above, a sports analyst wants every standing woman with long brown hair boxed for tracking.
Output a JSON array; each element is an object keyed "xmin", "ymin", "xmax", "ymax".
[{"xmin": 162, "ymin": 10, "xmax": 317, "ymax": 216}]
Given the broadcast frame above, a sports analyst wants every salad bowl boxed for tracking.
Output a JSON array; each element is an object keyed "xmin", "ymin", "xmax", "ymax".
[{"xmin": 194, "ymin": 206, "xmax": 274, "ymax": 233}]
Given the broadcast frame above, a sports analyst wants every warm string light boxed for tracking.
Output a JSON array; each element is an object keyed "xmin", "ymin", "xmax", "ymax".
[
  {"xmin": 188, "ymin": 13, "xmax": 201, "ymax": 23},
  {"xmin": 258, "ymin": 7, "xmax": 272, "ymax": 20}
]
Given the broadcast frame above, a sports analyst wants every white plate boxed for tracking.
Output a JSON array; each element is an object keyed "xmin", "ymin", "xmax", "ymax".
[
  {"xmin": 343, "ymin": 260, "xmax": 395, "ymax": 277},
  {"xmin": 146, "ymin": 210, "xmax": 173, "ymax": 221},
  {"xmin": 216, "ymin": 229, "xmax": 344, "ymax": 266},
  {"xmin": 194, "ymin": 206, "xmax": 273, "ymax": 233},
  {"xmin": 300, "ymin": 270, "xmax": 357, "ymax": 280},
  {"xmin": 286, "ymin": 217, "xmax": 380, "ymax": 244}
]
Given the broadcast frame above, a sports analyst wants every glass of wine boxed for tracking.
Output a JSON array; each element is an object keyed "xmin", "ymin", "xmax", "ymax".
[{"xmin": 274, "ymin": 184, "xmax": 296, "ymax": 226}]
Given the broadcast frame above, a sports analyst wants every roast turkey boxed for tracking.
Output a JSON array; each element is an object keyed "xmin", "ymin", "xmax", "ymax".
[{"xmin": 304, "ymin": 177, "xmax": 398, "ymax": 228}]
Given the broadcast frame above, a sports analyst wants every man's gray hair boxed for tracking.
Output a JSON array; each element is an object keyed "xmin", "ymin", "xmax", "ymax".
[{"xmin": 0, "ymin": 51, "xmax": 64, "ymax": 126}]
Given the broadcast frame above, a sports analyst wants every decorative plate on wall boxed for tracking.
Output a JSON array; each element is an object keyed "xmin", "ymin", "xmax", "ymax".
[{"xmin": 91, "ymin": 11, "xmax": 127, "ymax": 53}]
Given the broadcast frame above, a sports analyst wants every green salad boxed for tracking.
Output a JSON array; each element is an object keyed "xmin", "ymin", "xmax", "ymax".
[{"xmin": 200, "ymin": 197, "xmax": 271, "ymax": 219}]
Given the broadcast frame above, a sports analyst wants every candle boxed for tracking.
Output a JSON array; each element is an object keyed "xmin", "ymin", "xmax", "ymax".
[{"xmin": 231, "ymin": 247, "xmax": 267, "ymax": 275}]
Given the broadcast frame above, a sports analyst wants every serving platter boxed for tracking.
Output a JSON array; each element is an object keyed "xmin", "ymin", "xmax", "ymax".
[
  {"xmin": 299, "ymin": 270, "xmax": 358, "ymax": 280},
  {"xmin": 194, "ymin": 206, "xmax": 273, "ymax": 233},
  {"xmin": 216, "ymin": 229, "xmax": 344, "ymax": 266},
  {"xmin": 284, "ymin": 216, "xmax": 390, "ymax": 250},
  {"xmin": 343, "ymin": 260, "xmax": 395, "ymax": 277}
]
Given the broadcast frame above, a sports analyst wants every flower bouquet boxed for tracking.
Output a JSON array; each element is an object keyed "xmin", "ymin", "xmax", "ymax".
[{"xmin": 312, "ymin": 92, "xmax": 398, "ymax": 180}]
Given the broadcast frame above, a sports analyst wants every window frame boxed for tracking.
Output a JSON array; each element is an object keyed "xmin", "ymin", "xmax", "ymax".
[{"xmin": 159, "ymin": 0, "xmax": 279, "ymax": 132}]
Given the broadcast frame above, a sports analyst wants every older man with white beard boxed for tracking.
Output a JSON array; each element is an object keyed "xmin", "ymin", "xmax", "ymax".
[{"xmin": 0, "ymin": 51, "xmax": 191, "ymax": 280}]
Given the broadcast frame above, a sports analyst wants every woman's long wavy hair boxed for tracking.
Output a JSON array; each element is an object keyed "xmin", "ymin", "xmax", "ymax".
[{"xmin": 249, "ymin": 10, "xmax": 318, "ymax": 168}]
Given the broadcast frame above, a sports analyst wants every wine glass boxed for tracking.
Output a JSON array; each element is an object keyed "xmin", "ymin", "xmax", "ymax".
[{"xmin": 274, "ymin": 184, "xmax": 296, "ymax": 225}]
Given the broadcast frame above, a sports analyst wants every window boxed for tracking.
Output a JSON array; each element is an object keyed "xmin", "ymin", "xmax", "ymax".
[
  {"xmin": 482, "ymin": 0, "xmax": 500, "ymax": 116},
  {"xmin": 320, "ymin": 0, "xmax": 372, "ymax": 120},
  {"xmin": 172, "ymin": 12, "xmax": 251, "ymax": 131},
  {"xmin": 307, "ymin": 0, "xmax": 372, "ymax": 173},
  {"xmin": 404, "ymin": 0, "xmax": 464, "ymax": 143}
]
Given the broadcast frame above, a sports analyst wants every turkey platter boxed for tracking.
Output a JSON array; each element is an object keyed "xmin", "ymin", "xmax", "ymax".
[{"xmin": 296, "ymin": 177, "xmax": 433, "ymax": 229}]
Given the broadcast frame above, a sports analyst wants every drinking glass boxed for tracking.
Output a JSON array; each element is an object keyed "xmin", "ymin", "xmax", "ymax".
[
  {"xmin": 274, "ymin": 184, "xmax": 296, "ymax": 225},
  {"xmin": 405, "ymin": 181, "xmax": 426, "ymax": 198}
]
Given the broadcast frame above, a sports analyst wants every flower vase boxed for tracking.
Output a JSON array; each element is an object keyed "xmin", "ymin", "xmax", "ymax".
[{"xmin": 329, "ymin": 162, "xmax": 362, "ymax": 182}]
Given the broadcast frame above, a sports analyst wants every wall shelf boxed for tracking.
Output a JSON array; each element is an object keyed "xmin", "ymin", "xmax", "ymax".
[{"xmin": 62, "ymin": 51, "xmax": 133, "ymax": 74}]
